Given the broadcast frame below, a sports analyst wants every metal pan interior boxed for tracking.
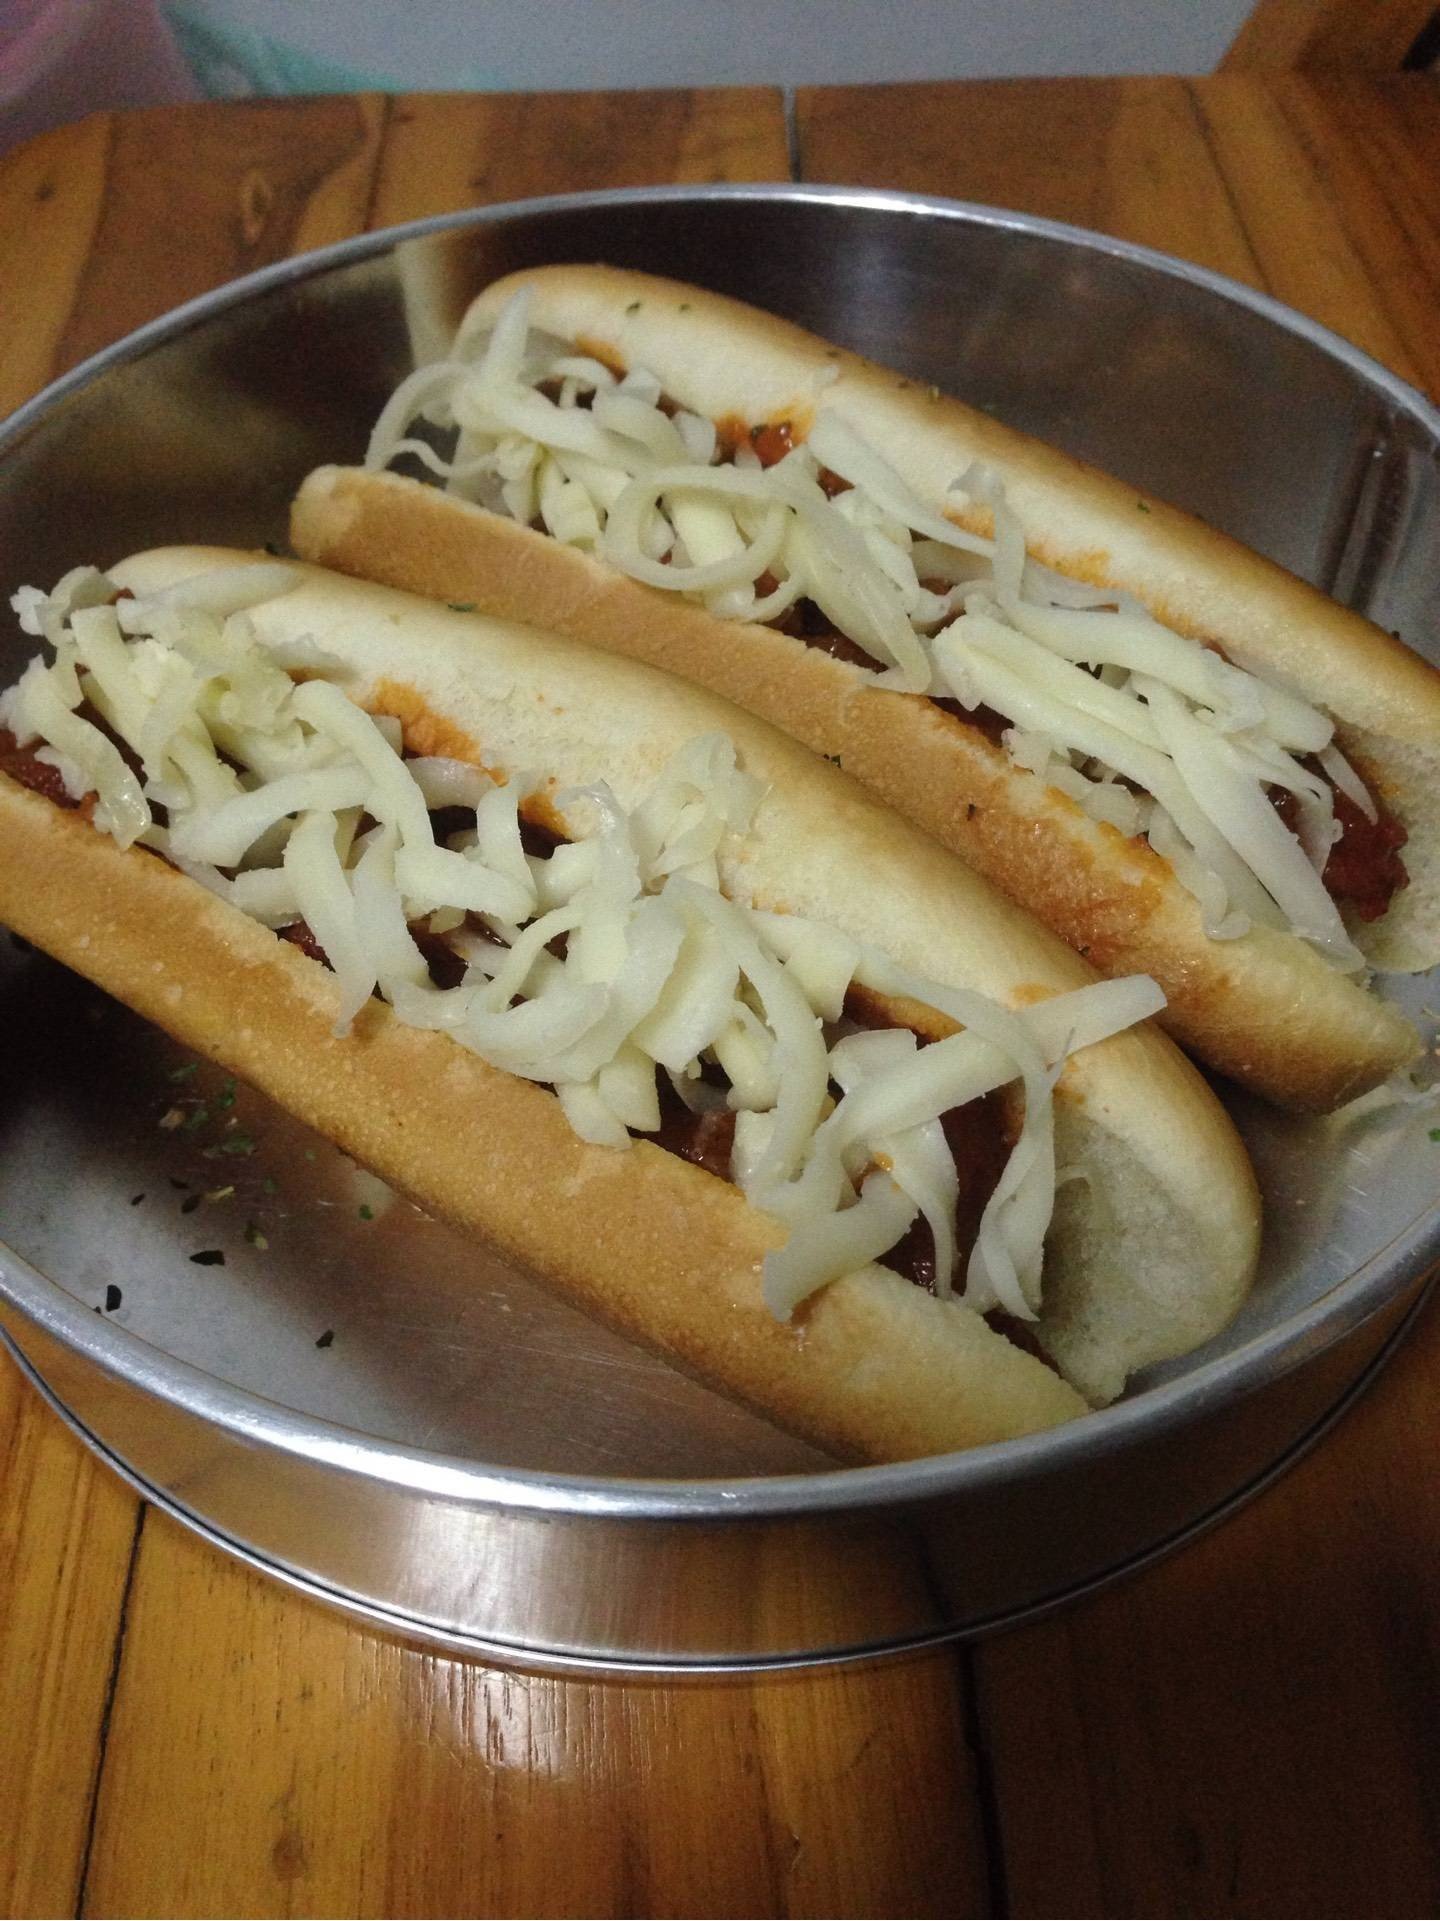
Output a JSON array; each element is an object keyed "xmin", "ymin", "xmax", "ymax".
[{"xmin": 1, "ymin": 187, "xmax": 1438, "ymax": 1656}]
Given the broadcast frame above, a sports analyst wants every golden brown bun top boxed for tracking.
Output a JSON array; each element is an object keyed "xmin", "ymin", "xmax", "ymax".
[{"xmin": 464, "ymin": 264, "xmax": 1440, "ymax": 746}]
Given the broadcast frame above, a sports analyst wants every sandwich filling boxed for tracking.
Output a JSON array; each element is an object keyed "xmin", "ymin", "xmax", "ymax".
[
  {"xmin": 1, "ymin": 563, "xmax": 1161, "ymax": 1332},
  {"xmin": 366, "ymin": 288, "xmax": 1405, "ymax": 972}
]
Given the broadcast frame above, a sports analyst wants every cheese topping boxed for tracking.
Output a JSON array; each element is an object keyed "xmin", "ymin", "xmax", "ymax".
[
  {"xmin": 4, "ymin": 564, "xmax": 1165, "ymax": 1326},
  {"xmin": 367, "ymin": 290, "xmax": 1380, "ymax": 971}
]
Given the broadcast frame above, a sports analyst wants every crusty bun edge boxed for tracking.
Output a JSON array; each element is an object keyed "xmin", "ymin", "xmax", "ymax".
[
  {"xmin": 0, "ymin": 772, "xmax": 1086, "ymax": 1461},
  {"xmin": 465, "ymin": 264, "xmax": 1440, "ymax": 745},
  {"xmin": 133, "ymin": 545, "xmax": 1260, "ymax": 1404},
  {"xmin": 468, "ymin": 265, "xmax": 1440, "ymax": 982},
  {"xmin": 2, "ymin": 548, "xmax": 1260, "ymax": 1445},
  {"xmin": 292, "ymin": 466, "xmax": 1422, "ymax": 1113}
]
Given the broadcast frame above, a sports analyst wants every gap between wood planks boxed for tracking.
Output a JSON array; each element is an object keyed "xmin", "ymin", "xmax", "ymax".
[{"xmin": 74, "ymin": 1503, "xmax": 148, "ymax": 1919}]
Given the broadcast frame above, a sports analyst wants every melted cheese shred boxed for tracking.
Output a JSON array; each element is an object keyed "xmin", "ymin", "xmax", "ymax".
[
  {"xmin": 367, "ymin": 290, "xmax": 1381, "ymax": 972},
  {"xmin": 4, "ymin": 565, "xmax": 1163, "ymax": 1328}
]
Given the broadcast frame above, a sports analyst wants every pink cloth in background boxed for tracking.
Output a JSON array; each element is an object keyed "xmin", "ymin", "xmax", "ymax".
[{"xmin": 0, "ymin": 0, "xmax": 197, "ymax": 154}]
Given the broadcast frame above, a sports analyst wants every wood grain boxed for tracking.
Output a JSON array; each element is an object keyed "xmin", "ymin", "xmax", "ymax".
[
  {"xmin": 0, "ymin": 110, "xmax": 164, "ymax": 1918},
  {"xmin": 1220, "ymin": 0, "xmax": 1437, "ymax": 69},
  {"xmin": 79, "ymin": 1509, "xmax": 985, "ymax": 1919},
  {"xmin": 1194, "ymin": 74, "xmax": 1440, "ymax": 394},
  {"xmin": 1181, "ymin": 74, "xmax": 1429, "ymax": 388},
  {"xmin": 978, "ymin": 1291, "xmax": 1440, "ymax": 1919},
  {"xmin": 370, "ymin": 86, "xmax": 787, "ymax": 226},
  {"xmin": 797, "ymin": 73, "xmax": 1440, "ymax": 393},
  {"xmin": 796, "ymin": 76, "xmax": 1264, "ymax": 282},
  {"xmin": 0, "ymin": 116, "xmax": 110, "ymax": 415},
  {"xmin": 0, "ymin": 1366, "xmax": 141, "ymax": 1920},
  {"xmin": 50, "ymin": 95, "xmax": 387, "ymax": 374}
]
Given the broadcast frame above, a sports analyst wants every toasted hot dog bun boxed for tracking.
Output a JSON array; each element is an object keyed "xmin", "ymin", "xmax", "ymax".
[
  {"xmin": 290, "ymin": 263, "xmax": 1439, "ymax": 1111},
  {"xmin": 0, "ymin": 550, "xmax": 1260, "ymax": 1461}
]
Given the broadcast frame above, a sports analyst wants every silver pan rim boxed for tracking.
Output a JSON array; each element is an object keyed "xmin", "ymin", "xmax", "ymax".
[
  {"xmin": 2, "ymin": 182, "xmax": 1437, "ymax": 465},
  {"xmin": 4, "ymin": 1186, "xmax": 1438, "ymax": 1520},
  {"xmin": 5, "ymin": 1278, "xmax": 1430, "ymax": 1672}
]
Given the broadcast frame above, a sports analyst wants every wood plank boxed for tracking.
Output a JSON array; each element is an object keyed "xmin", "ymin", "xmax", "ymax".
[
  {"xmin": 798, "ymin": 73, "xmax": 1440, "ymax": 395},
  {"xmin": 0, "ymin": 1361, "xmax": 142, "ymax": 1920},
  {"xmin": 52, "ymin": 94, "xmax": 388, "ymax": 374},
  {"xmin": 0, "ymin": 115, "xmax": 112, "ymax": 414},
  {"xmin": 1195, "ymin": 73, "xmax": 1440, "ymax": 395},
  {"xmin": 1186, "ymin": 74, "xmax": 1431, "ymax": 389},
  {"xmin": 369, "ymin": 86, "xmax": 788, "ymax": 226},
  {"xmin": 1219, "ymin": 0, "xmax": 1437, "ymax": 69},
  {"xmin": 795, "ymin": 76, "xmax": 1266, "ymax": 286},
  {"xmin": 977, "ymin": 1292, "xmax": 1440, "ymax": 1918},
  {"xmin": 0, "ymin": 109, "xmax": 147, "ymax": 1921},
  {"xmin": 80, "ymin": 1510, "xmax": 987, "ymax": 1919}
]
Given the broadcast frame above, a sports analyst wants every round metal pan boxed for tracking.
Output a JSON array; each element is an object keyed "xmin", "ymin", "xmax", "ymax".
[{"xmin": 1, "ymin": 185, "xmax": 1438, "ymax": 1672}]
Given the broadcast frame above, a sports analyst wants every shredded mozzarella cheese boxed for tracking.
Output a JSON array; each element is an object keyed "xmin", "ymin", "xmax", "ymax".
[
  {"xmin": 7, "ymin": 565, "xmax": 1166, "ymax": 1328},
  {"xmin": 366, "ymin": 293, "xmax": 1386, "ymax": 970}
]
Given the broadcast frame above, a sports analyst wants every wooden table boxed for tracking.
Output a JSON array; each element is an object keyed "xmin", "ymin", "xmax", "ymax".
[{"xmin": 3, "ymin": 76, "xmax": 1439, "ymax": 1919}]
